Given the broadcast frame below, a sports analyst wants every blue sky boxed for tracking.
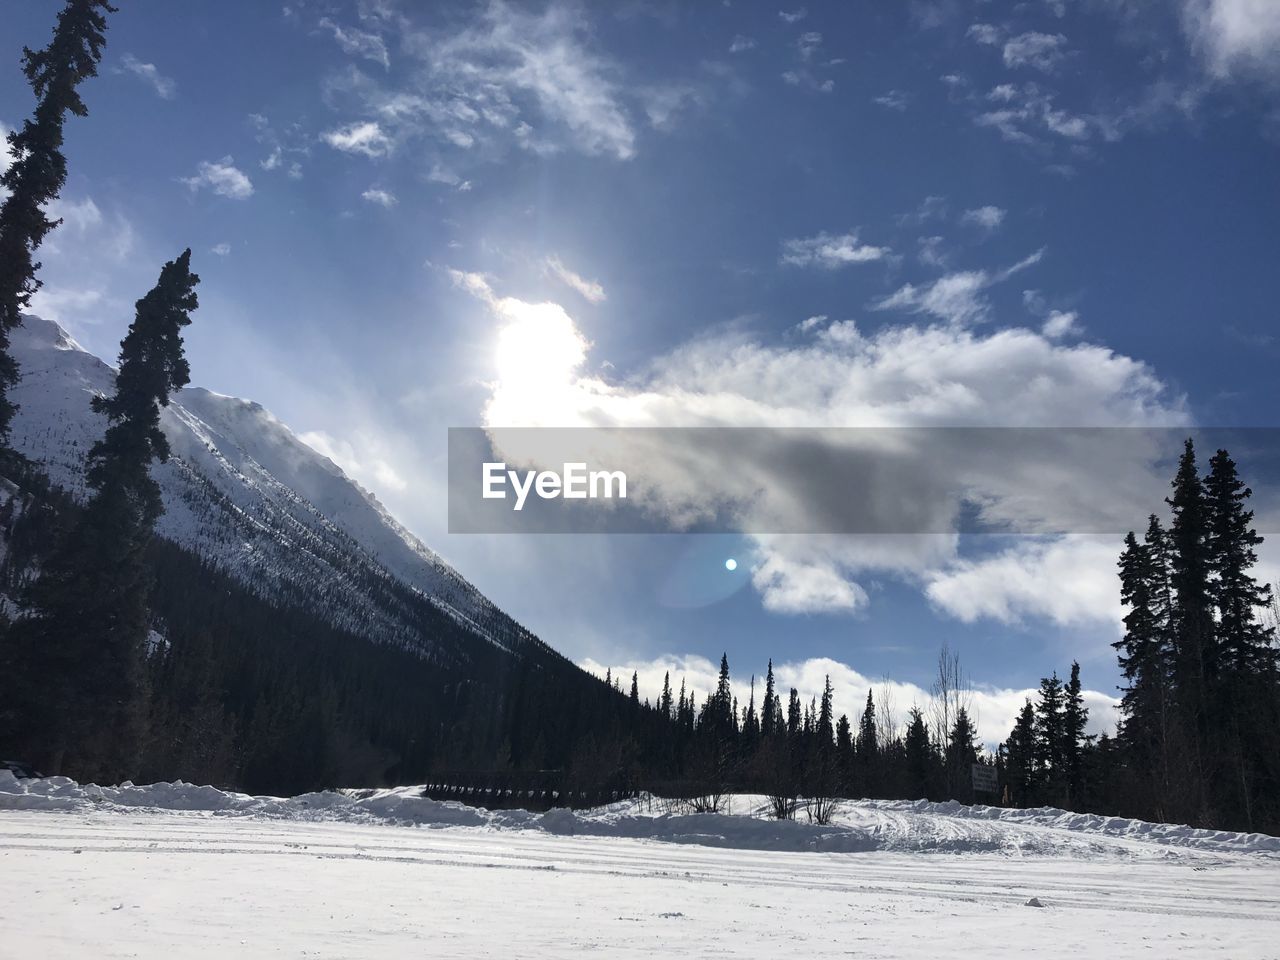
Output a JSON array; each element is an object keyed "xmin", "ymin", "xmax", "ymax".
[{"xmin": 4, "ymin": 0, "xmax": 1280, "ymax": 737}]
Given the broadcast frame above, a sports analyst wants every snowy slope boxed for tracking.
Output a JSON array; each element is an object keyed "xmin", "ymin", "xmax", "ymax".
[
  {"xmin": 3, "ymin": 774, "xmax": 1278, "ymax": 958},
  {"xmin": 7, "ymin": 314, "xmax": 539, "ymax": 661}
]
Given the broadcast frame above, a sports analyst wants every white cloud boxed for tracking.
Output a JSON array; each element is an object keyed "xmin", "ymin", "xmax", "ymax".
[
  {"xmin": 729, "ymin": 35, "xmax": 757, "ymax": 53},
  {"xmin": 361, "ymin": 187, "xmax": 398, "ymax": 207},
  {"xmin": 581, "ymin": 652, "xmax": 1120, "ymax": 748},
  {"xmin": 463, "ymin": 270, "xmax": 1187, "ymax": 624},
  {"xmin": 897, "ymin": 195, "xmax": 948, "ymax": 226},
  {"xmin": 873, "ymin": 90, "xmax": 910, "ymax": 111},
  {"xmin": 779, "ymin": 8, "xmax": 808, "ymax": 24},
  {"xmin": 1183, "ymin": 0, "xmax": 1280, "ymax": 78},
  {"xmin": 974, "ymin": 84, "xmax": 1092, "ymax": 144},
  {"xmin": 917, "ymin": 235, "xmax": 948, "ymax": 268},
  {"xmin": 544, "ymin": 255, "xmax": 606, "ymax": 304},
  {"xmin": 322, "ymin": 121, "xmax": 393, "ymax": 158},
  {"xmin": 1042, "ymin": 310, "xmax": 1081, "ymax": 339},
  {"xmin": 926, "ymin": 536, "xmax": 1122, "ymax": 627},
  {"xmin": 874, "ymin": 249, "xmax": 1044, "ymax": 325},
  {"xmin": 181, "ymin": 157, "xmax": 254, "ymax": 199},
  {"xmin": 250, "ymin": 113, "xmax": 309, "ymax": 178},
  {"xmin": 210, "ymin": 243, "xmax": 231, "ymax": 256},
  {"xmin": 962, "ymin": 205, "xmax": 1007, "ymax": 230},
  {"xmin": 383, "ymin": 0, "xmax": 636, "ymax": 161},
  {"xmin": 0, "ymin": 121, "xmax": 13, "ymax": 178},
  {"xmin": 780, "ymin": 230, "xmax": 891, "ymax": 269},
  {"xmin": 796, "ymin": 32, "xmax": 823, "ymax": 62},
  {"xmin": 28, "ymin": 286, "xmax": 105, "ymax": 328},
  {"xmin": 119, "ymin": 54, "xmax": 177, "ymax": 99},
  {"xmin": 299, "ymin": 429, "xmax": 408, "ymax": 493},
  {"xmin": 753, "ymin": 548, "xmax": 870, "ymax": 614},
  {"xmin": 1002, "ymin": 32, "xmax": 1068, "ymax": 72},
  {"xmin": 967, "ymin": 23, "xmax": 1002, "ymax": 46},
  {"xmin": 46, "ymin": 196, "xmax": 103, "ymax": 233},
  {"xmin": 318, "ymin": 16, "xmax": 391, "ymax": 68}
]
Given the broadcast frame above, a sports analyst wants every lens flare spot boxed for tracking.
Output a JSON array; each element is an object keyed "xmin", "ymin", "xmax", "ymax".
[{"xmin": 725, "ymin": 558, "xmax": 738, "ymax": 571}]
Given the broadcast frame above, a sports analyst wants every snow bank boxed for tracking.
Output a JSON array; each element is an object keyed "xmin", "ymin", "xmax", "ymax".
[
  {"xmin": 855, "ymin": 798, "xmax": 1280, "ymax": 855},
  {"xmin": 3, "ymin": 771, "xmax": 1277, "ymax": 858}
]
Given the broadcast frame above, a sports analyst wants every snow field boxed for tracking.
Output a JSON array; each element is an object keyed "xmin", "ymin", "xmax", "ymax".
[{"xmin": 2, "ymin": 772, "xmax": 1279, "ymax": 957}]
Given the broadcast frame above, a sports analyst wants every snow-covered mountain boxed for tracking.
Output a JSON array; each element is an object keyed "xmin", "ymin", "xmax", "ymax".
[{"xmin": 9, "ymin": 314, "xmax": 544, "ymax": 665}]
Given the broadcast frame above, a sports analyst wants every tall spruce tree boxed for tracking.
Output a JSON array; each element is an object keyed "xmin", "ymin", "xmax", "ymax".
[
  {"xmin": 0, "ymin": 0, "xmax": 115, "ymax": 444},
  {"xmin": 1167, "ymin": 439, "xmax": 1217, "ymax": 730},
  {"xmin": 903, "ymin": 707, "xmax": 932, "ymax": 800},
  {"xmin": 1203, "ymin": 448, "xmax": 1277, "ymax": 828},
  {"xmin": 1063, "ymin": 661, "xmax": 1089, "ymax": 807},
  {"xmin": 761, "ymin": 659, "xmax": 778, "ymax": 738},
  {"xmin": 856, "ymin": 689, "xmax": 878, "ymax": 795},
  {"xmin": 1115, "ymin": 519, "xmax": 1176, "ymax": 815},
  {"xmin": 1034, "ymin": 672, "xmax": 1065, "ymax": 787},
  {"xmin": 8, "ymin": 251, "xmax": 198, "ymax": 781},
  {"xmin": 1004, "ymin": 700, "xmax": 1038, "ymax": 806},
  {"xmin": 945, "ymin": 707, "xmax": 980, "ymax": 801},
  {"xmin": 1204, "ymin": 449, "xmax": 1275, "ymax": 677}
]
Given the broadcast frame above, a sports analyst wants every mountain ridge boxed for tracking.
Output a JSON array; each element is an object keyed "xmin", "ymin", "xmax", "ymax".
[{"xmin": 9, "ymin": 313, "xmax": 550, "ymax": 668}]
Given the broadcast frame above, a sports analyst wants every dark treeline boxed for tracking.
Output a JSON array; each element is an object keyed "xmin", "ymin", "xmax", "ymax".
[{"xmin": 0, "ymin": 472, "xmax": 674, "ymax": 795}]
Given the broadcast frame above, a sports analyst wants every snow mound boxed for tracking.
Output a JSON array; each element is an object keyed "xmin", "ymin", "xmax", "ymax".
[{"xmin": 4, "ymin": 772, "xmax": 1278, "ymax": 859}]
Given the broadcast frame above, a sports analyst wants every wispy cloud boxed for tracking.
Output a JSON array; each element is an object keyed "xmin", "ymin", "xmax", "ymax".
[
  {"xmin": 779, "ymin": 8, "xmax": 808, "ymax": 24},
  {"xmin": 210, "ymin": 242, "xmax": 231, "ymax": 256},
  {"xmin": 361, "ymin": 187, "xmax": 397, "ymax": 207},
  {"xmin": 873, "ymin": 89, "xmax": 910, "ymax": 110},
  {"xmin": 780, "ymin": 230, "xmax": 891, "ymax": 269},
  {"xmin": 119, "ymin": 54, "xmax": 177, "ymax": 99},
  {"xmin": 874, "ymin": 249, "xmax": 1044, "ymax": 325},
  {"xmin": 318, "ymin": 16, "xmax": 391, "ymax": 68},
  {"xmin": 250, "ymin": 113, "xmax": 308, "ymax": 178},
  {"xmin": 729, "ymin": 34, "xmax": 757, "ymax": 53},
  {"xmin": 1002, "ymin": 32, "xmax": 1069, "ymax": 72},
  {"xmin": 975, "ymin": 83, "xmax": 1091, "ymax": 144},
  {"xmin": 180, "ymin": 157, "xmax": 254, "ymax": 199},
  {"xmin": 1182, "ymin": 0, "xmax": 1280, "ymax": 79},
  {"xmin": 1042, "ymin": 309, "xmax": 1082, "ymax": 339},
  {"xmin": 544, "ymin": 255, "xmax": 606, "ymax": 304},
  {"xmin": 961, "ymin": 205, "xmax": 1007, "ymax": 230},
  {"xmin": 322, "ymin": 120, "xmax": 393, "ymax": 158}
]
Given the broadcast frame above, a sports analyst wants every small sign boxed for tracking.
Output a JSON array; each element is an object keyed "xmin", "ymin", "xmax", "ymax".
[{"xmin": 971, "ymin": 763, "xmax": 999, "ymax": 794}]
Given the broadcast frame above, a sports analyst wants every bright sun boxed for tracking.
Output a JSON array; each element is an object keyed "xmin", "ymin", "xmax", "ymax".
[{"xmin": 493, "ymin": 297, "xmax": 588, "ymax": 393}]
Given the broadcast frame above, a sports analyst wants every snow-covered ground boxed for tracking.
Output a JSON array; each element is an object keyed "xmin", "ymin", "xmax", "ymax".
[{"xmin": 3, "ymin": 772, "xmax": 1279, "ymax": 958}]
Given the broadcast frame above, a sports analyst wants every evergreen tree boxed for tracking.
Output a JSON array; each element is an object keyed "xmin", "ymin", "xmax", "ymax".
[
  {"xmin": 903, "ymin": 707, "xmax": 932, "ymax": 800},
  {"xmin": 945, "ymin": 707, "xmax": 980, "ymax": 801},
  {"xmin": 1204, "ymin": 449, "xmax": 1276, "ymax": 677},
  {"xmin": 660, "ymin": 672, "xmax": 672, "ymax": 720},
  {"xmin": 816, "ymin": 675, "xmax": 835, "ymax": 746},
  {"xmin": 1063, "ymin": 661, "xmax": 1089, "ymax": 807},
  {"xmin": 8, "ymin": 251, "xmax": 198, "ymax": 781},
  {"xmin": 629, "ymin": 671, "xmax": 639, "ymax": 706},
  {"xmin": 1003, "ymin": 700, "xmax": 1038, "ymax": 806},
  {"xmin": 1034, "ymin": 672, "xmax": 1065, "ymax": 787},
  {"xmin": 835, "ymin": 713, "xmax": 854, "ymax": 792},
  {"xmin": 1167, "ymin": 439, "xmax": 1216, "ymax": 742},
  {"xmin": 856, "ymin": 689, "xmax": 878, "ymax": 795},
  {"xmin": 1114, "ymin": 519, "xmax": 1176, "ymax": 816},
  {"xmin": 1204, "ymin": 448, "xmax": 1277, "ymax": 829},
  {"xmin": 0, "ymin": 0, "xmax": 115, "ymax": 443},
  {"xmin": 761, "ymin": 660, "xmax": 779, "ymax": 738},
  {"xmin": 786, "ymin": 688, "xmax": 801, "ymax": 739}
]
